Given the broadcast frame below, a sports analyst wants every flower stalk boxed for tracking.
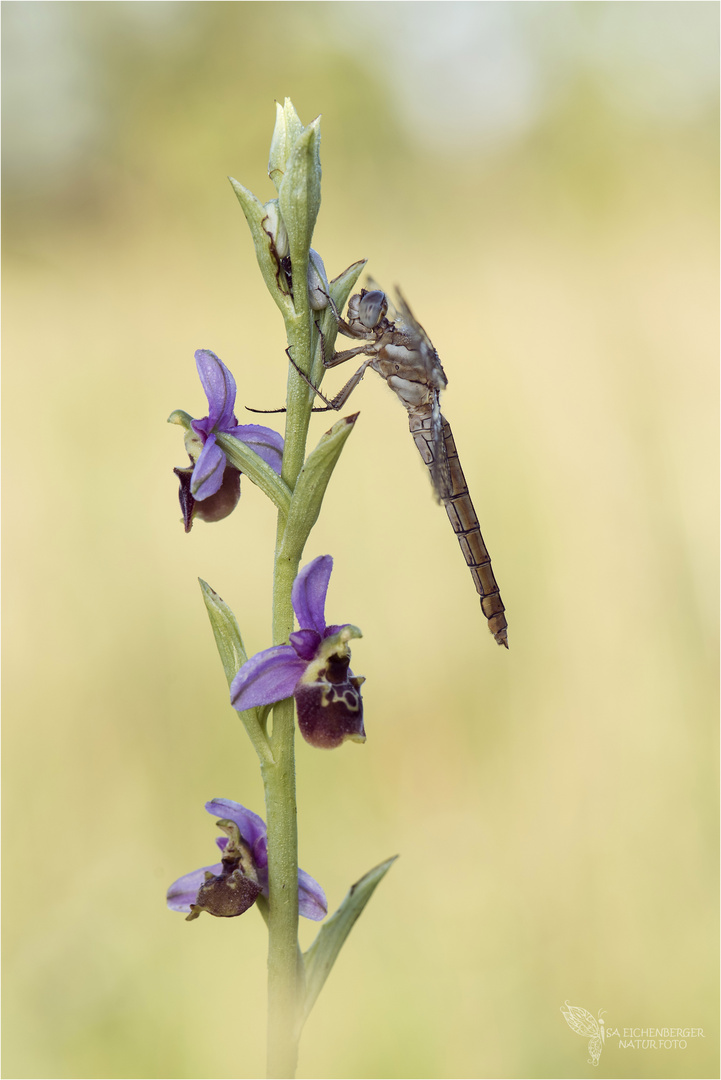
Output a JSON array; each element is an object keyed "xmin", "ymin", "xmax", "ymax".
[
  {"xmin": 264, "ymin": 558, "xmax": 302, "ymax": 1076},
  {"xmin": 167, "ymin": 99, "xmax": 395, "ymax": 1080},
  {"xmin": 263, "ymin": 111, "xmax": 321, "ymax": 1075}
]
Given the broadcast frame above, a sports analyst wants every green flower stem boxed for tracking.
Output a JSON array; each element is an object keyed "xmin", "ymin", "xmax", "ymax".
[
  {"xmin": 281, "ymin": 311, "xmax": 314, "ymax": 482},
  {"xmin": 262, "ymin": 306, "xmax": 316, "ymax": 1079},
  {"xmin": 262, "ymin": 695, "xmax": 300, "ymax": 1079}
]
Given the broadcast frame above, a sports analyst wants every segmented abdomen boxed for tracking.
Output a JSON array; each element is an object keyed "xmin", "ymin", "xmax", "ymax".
[{"xmin": 409, "ymin": 412, "xmax": 508, "ymax": 648}]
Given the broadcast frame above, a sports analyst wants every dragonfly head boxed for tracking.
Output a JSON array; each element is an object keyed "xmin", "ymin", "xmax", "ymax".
[{"xmin": 356, "ymin": 289, "xmax": 388, "ymax": 332}]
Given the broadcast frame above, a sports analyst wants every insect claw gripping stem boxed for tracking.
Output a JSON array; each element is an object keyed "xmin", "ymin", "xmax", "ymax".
[{"xmin": 281, "ymin": 349, "xmax": 339, "ymax": 413}]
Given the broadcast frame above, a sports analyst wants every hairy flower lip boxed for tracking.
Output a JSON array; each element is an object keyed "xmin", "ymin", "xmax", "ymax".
[
  {"xmin": 166, "ymin": 798, "xmax": 327, "ymax": 922},
  {"xmin": 184, "ymin": 819, "xmax": 262, "ymax": 921}
]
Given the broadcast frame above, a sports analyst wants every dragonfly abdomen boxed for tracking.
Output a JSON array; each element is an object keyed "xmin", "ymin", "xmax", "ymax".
[{"xmin": 410, "ymin": 412, "xmax": 508, "ymax": 648}]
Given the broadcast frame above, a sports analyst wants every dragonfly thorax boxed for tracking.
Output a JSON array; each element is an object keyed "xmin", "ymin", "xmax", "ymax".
[{"xmin": 377, "ymin": 339, "xmax": 447, "ymax": 391}]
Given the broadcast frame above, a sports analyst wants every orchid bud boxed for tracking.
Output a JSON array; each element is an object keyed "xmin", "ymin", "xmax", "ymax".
[
  {"xmin": 263, "ymin": 200, "xmax": 289, "ymax": 260},
  {"xmin": 307, "ymin": 248, "xmax": 330, "ymax": 311},
  {"xmin": 262, "ymin": 199, "xmax": 292, "ymax": 296}
]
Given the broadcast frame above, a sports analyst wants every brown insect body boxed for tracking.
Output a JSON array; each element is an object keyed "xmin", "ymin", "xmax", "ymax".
[{"xmin": 321, "ymin": 286, "xmax": 508, "ymax": 649}]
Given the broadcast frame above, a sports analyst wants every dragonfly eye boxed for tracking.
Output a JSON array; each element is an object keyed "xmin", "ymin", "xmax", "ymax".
[{"xmin": 358, "ymin": 290, "xmax": 387, "ymax": 330}]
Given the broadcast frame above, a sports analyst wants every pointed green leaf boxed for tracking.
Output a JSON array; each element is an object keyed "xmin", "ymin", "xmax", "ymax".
[
  {"xmin": 229, "ymin": 178, "xmax": 294, "ymax": 317},
  {"xmin": 268, "ymin": 101, "xmax": 289, "ymax": 189},
  {"xmin": 302, "ymin": 855, "xmax": 398, "ymax": 1023},
  {"xmin": 199, "ymin": 578, "xmax": 249, "ymax": 683},
  {"xmin": 199, "ymin": 579, "xmax": 273, "ymax": 764},
  {"xmin": 329, "ymin": 258, "xmax": 367, "ymax": 314},
  {"xmin": 278, "ymin": 118, "xmax": 322, "ymax": 288},
  {"xmin": 216, "ymin": 432, "xmax": 292, "ymax": 516},
  {"xmin": 268, "ymin": 98, "xmax": 304, "ymax": 190},
  {"xmin": 278, "ymin": 412, "xmax": 358, "ymax": 562}
]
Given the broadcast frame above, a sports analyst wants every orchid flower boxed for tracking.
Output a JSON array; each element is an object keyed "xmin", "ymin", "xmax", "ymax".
[
  {"xmin": 171, "ymin": 349, "xmax": 284, "ymax": 531},
  {"xmin": 230, "ymin": 555, "xmax": 366, "ymax": 748},
  {"xmin": 167, "ymin": 799, "xmax": 327, "ymax": 921}
]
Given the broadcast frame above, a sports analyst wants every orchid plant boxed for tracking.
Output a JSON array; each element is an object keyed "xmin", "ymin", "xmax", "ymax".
[{"xmin": 166, "ymin": 101, "xmax": 395, "ymax": 1078}]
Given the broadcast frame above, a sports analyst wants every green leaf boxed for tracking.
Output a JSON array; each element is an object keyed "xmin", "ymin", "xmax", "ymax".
[
  {"xmin": 302, "ymin": 855, "xmax": 398, "ymax": 1023},
  {"xmin": 329, "ymin": 258, "xmax": 367, "ymax": 314},
  {"xmin": 268, "ymin": 99, "xmax": 304, "ymax": 190},
  {"xmin": 199, "ymin": 579, "xmax": 249, "ymax": 683},
  {"xmin": 199, "ymin": 579, "xmax": 273, "ymax": 764},
  {"xmin": 216, "ymin": 432, "xmax": 292, "ymax": 516},
  {"xmin": 229, "ymin": 178, "xmax": 294, "ymax": 318},
  {"xmin": 278, "ymin": 412, "xmax": 358, "ymax": 562},
  {"xmin": 278, "ymin": 118, "xmax": 322, "ymax": 290}
]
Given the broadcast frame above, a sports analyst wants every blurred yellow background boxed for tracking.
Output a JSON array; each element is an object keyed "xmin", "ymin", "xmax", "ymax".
[{"xmin": 3, "ymin": 3, "xmax": 718, "ymax": 1078}]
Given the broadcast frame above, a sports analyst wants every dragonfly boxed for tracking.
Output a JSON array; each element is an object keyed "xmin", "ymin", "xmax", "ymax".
[{"xmin": 299, "ymin": 283, "xmax": 508, "ymax": 648}]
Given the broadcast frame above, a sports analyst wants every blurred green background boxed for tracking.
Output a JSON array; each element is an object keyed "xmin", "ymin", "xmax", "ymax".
[{"xmin": 3, "ymin": 3, "xmax": 718, "ymax": 1078}]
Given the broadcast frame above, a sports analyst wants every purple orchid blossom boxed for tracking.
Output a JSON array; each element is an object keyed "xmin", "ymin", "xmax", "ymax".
[
  {"xmin": 167, "ymin": 798, "xmax": 327, "ymax": 922},
  {"xmin": 230, "ymin": 556, "xmax": 366, "ymax": 749},
  {"xmin": 174, "ymin": 349, "xmax": 284, "ymax": 531}
]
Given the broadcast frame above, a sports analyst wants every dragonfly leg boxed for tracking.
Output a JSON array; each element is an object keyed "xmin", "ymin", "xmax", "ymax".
[
  {"xmin": 287, "ymin": 349, "xmax": 337, "ymax": 410},
  {"xmin": 316, "ymin": 322, "xmax": 367, "ymax": 372},
  {"xmin": 323, "ymin": 341, "xmax": 372, "ymax": 370},
  {"xmin": 324, "ymin": 357, "xmax": 374, "ymax": 409},
  {"xmin": 324, "ymin": 292, "xmax": 368, "ymax": 341},
  {"xmin": 315, "ymin": 313, "xmax": 375, "ymax": 371},
  {"xmin": 245, "ymin": 343, "xmax": 373, "ymax": 415},
  {"xmin": 288, "ymin": 349, "xmax": 373, "ymax": 411},
  {"xmin": 242, "ymin": 348, "xmax": 295, "ymax": 413}
]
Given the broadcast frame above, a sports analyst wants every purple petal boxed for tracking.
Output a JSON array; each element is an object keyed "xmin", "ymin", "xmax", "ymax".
[
  {"xmin": 190, "ymin": 415, "xmax": 213, "ymax": 440},
  {"xmin": 230, "ymin": 645, "xmax": 307, "ymax": 711},
  {"xmin": 229, "ymin": 424, "xmax": 284, "ymax": 475},
  {"xmin": 191, "ymin": 434, "xmax": 226, "ymax": 500},
  {"xmin": 292, "ymin": 555, "xmax": 333, "ymax": 634},
  {"xmin": 205, "ymin": 799, "xmax": 268, "ymax": 867},
  {"xmin": 254, "ymin": 835, "xmax": 268, "ymax": 872},
  {"xmin": 167, "ymin": 863, "xmax": 221, "ymax": 913},
  {"xmin": 289, "ymin": 628, "xmax": 322, "ymax": 661},
  {"xmin": 298, "ymin": 867, "xmax": 328, "ymax": 921},
  {"xmin": 195, "ymin": 349, "xmax": 237, "ymax": 431}
]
